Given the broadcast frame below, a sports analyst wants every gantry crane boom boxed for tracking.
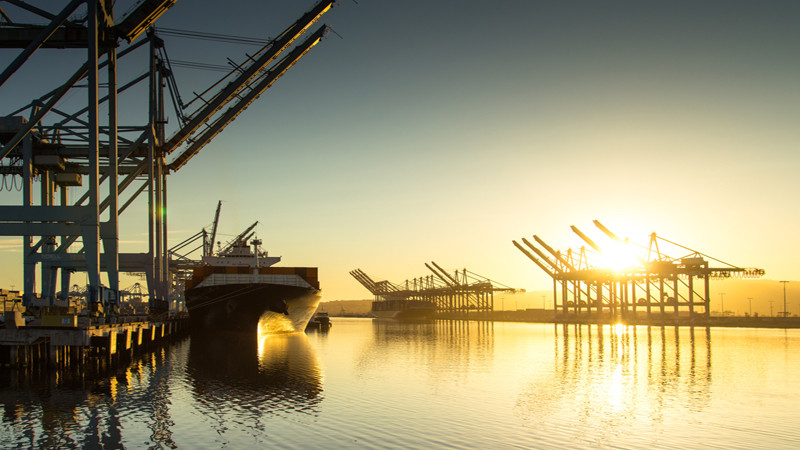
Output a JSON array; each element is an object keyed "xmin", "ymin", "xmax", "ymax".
[
  {"xmin": 350, "ymin": 269, "xmax": 402, "ymax": 295},
  {"xmin": 593, "ymin": 220, "xmax": 647, "ymax": 265},
  {"xmin": 521, "ymin": 237, "xmax": 562, "ymax": 274},
  {"xmin": 164, "ymin": 0, "xmax": 333, "ymax": 155},
  {"xmin": 349, "ymin": 269, "xmax": 379, "ymax": 294},
  {"xmin": 570, "ymin": 225, "xmax": 602, "ymax": 253},
  {"xmin": 534, "ymin": 235, "xmax": 577, "ymax": 272},
  {"xmin": 167, "ymin": 24, "xmax": 328, "ymax": 172},
  {"xmin": 431, "ymin": 261, "xmax": 460, "ymax": 286},
  {"xmin": 425, "ymin": 262, "xmax": 454, "ymax": 286},
  {"xmin": 593, "ymin": 220, "xmax": 622, "ymax": 242},
  {"xmin": 512, "ymin": 240, "xmax": 555, "ymax": 278},
  {"xmin": 359, "ymin": 269, "xmax": 378, "ymax": 288},
  {"xmin": 115, "ymin": 0, "xmax": 178, "ymax": 43}
]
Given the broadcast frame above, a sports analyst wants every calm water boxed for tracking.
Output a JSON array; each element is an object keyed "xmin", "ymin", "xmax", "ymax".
[{"xmin": 2, "ymin": 319, "xmax": 799, "ymax": 449}]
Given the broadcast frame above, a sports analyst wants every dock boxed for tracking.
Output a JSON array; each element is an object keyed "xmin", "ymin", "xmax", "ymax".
[
  {"xmin": 0, "ymin": 1, "xmax": 335, "ymax": 345},
  {"xmin": 0, "ymin": 311, "xmax": 189, "ymax": 368}
]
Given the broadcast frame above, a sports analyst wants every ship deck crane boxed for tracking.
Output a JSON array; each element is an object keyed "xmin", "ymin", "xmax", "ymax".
[
  {"xmin": 205, "ymin": 200, "xmax": 222, "ymax": 257},
  {"xmin": 219, "ymin": 221, "xmax": 259, "ymax": 254}
]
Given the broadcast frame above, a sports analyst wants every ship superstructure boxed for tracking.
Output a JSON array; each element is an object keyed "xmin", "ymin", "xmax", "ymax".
[{"xmin": 184, "ymin": 211, "xmax": 320, "ymax": 333}]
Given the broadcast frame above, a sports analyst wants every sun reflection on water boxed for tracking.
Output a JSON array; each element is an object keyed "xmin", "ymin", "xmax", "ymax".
[
  {"xmin": 606, "ymin": 363, "xmax": 625, "ymax": 412},
  {"xmin": 516, "ymin": 324, "xmax": 714, "ymax": 443},
  {"xmin": 257, "ymin": 311, "xmax": 297, "ymax": 336}
]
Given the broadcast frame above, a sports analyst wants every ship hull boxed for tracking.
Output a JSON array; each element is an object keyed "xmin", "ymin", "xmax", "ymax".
[
  {"xmin": 186, "ymin": 283, "xmax": 321, "ymax": 333},
  {"xmin": 371, "ymin": 299, "xmax": 437, "ymax": 320},
  {"xmin": 371, "ymin": 309, "xmax": 435, "ymax": 320}
]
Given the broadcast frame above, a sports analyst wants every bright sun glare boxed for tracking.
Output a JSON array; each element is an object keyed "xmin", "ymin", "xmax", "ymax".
[{"xmin": 599, "ymin": 243, "xmax": 639, "ymax": 272}]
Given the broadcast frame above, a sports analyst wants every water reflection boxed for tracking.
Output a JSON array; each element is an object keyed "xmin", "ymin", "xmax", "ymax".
[
  {"xmin": 0, "ymin": 330, "xmax": 324, "ymax": 448},
  {"xmin": 361, "ymin": 319, "xmax": 495, "ymax": 376},
  {"xmin": 3, "ymin": 321, "xmax": 798, "ymax": 448},
  {"xmin": 371, "ymin": 319, "xmax": 494, "ymax": 346},
  {"xmin": 187, "ymin": 331, "xmax": 323, "ymax": 420},
  {"xmin": 517, "ymin": 324, "xmax": 712, "ymax": 437},
  {"xmin": 0, "ymin": 340, "xmax": 183, "ymax": 448}
]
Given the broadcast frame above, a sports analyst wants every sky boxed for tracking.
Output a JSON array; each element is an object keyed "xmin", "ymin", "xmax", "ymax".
[{"xmin": 1, "ymin": 1, "xmax": 799, "ymax": 312}]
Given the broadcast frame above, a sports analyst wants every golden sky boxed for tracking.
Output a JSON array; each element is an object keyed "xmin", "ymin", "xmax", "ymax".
[{"xmin": 1, "ymin": 0, "xmax": 798, "ymax": 302}]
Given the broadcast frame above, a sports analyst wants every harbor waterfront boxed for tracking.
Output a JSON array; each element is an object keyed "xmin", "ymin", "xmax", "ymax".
[{"xmin": 2, "ymin": 318, "xmax": 798, "ymax": 448}]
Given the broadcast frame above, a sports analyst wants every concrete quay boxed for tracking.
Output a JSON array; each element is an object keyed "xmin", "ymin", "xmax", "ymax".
[{"xmin": 0, "ymin": 314, "xmax": 190, "ymax": 368}]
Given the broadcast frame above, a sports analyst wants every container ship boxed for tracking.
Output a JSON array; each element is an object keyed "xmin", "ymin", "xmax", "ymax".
[
  {"xmin": 185, "ymin": 233, "xmax": 320, "ymax": 333},
  {"xmin": 371, "ymin": 299, "xmax": 436, "ymax": 320}
]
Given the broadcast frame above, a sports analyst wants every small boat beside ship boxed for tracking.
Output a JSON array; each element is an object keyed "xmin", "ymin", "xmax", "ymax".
[
  {"xmin": 184, "ymin": 219, "xmax": 320, "ymax": 333},
  {"xmin": 306, "ymin": 311, "xmax": 332, "ymax": 330}
]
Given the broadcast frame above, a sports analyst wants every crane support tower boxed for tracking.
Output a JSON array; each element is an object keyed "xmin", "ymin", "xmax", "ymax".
[
  {"xmin": 513, "ymin": 221, "xmax": 765, "ymax": 324},
  {"xmin": 0, "ymin": 1, "xmax": 335, "ymax": 319}
]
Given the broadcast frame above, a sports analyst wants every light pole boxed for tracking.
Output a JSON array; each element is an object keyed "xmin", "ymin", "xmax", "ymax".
[
  {"xmin": 780, "ymin": 281, "xmax": 789, "ymax": 318},
  {"xmin": 719, "ymin": 292, "xmax": 726, "ymax": 317}
]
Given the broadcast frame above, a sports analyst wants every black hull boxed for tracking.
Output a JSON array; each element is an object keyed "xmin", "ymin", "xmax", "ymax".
[
  {"xmin": 371, "ymin": 299, "xmax": 437, "ymax": 320},
  {"xmin": 186, "ymin": 283, "xmax": 321, "ymax": 333},
  {"xmin": 371, "ymin": 309, "xmax": 436, "ymax": 320}
]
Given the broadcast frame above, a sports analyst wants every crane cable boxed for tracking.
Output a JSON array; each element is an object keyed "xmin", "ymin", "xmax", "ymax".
[{"xmin": 154, "ymin": 26, "xmax": 272, "ymax": 46}]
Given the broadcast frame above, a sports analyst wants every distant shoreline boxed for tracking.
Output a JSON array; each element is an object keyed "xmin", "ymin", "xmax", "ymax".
[{"xmin": 328, "ymin": 309, "xmax": 800, "ymax": 329}]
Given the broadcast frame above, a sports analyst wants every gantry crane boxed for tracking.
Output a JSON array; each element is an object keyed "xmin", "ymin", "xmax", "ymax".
[
  {"xmin": 351, "ymin": 263, "xmax": 519, "ymax": 315},
  {"xmin": 514, "ymin": 221, "xmax": 765, "ymax": 322},
  {"xmin": 0, "ymin": 0, "xmax": 335, "ymax": 317}
]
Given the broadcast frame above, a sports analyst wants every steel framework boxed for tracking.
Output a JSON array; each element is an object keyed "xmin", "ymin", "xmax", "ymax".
[
  {"xmin": 351, "ymin": 263, "xmax": 518, "ymax": 315},
  {"xmin": 0, "ymin": 0, "xmax": 333, "ymax": 317},
  {"xmin": 514, "ymin": 220, "xmax": 765, "ymax": 322}
]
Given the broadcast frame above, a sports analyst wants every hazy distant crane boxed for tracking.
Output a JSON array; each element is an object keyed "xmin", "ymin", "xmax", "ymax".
[{"xmin": 780, "ymin": 281, "xmax": 789, "ymax": 318}]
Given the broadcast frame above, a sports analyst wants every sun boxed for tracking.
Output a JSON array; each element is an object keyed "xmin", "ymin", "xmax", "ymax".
[{"xmin": 599, "ymin": 243, "xmax": 639, "ymax": 272}]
